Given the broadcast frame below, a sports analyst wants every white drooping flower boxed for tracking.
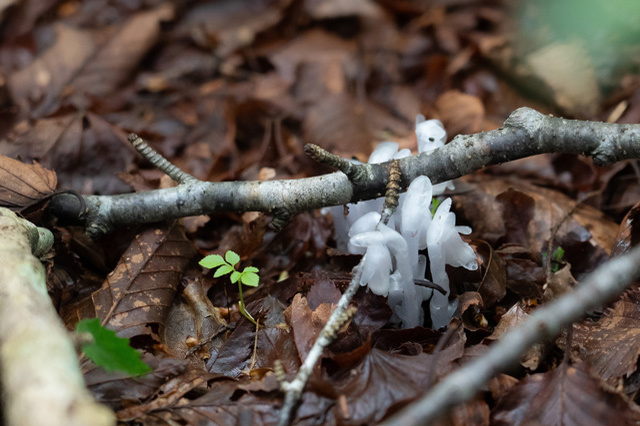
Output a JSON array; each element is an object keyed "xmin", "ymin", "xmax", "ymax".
[
  {"xmin": 416, "ymin": 114, "xmax": 446, "ymax": 153},
  {"xmin": 328, "ymin": 114, "xmax": 477, "ymax": 329},
  {"xmin": 427, "ymin": 198, "xmax": 478, "ymax": 329}
]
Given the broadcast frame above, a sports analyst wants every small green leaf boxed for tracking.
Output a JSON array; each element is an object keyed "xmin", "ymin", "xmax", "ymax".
[
  {"xmin": 243, "ymin": 266, "xmax": 259, "ymax": 274},
  {"xmin": 199, "ymin": 254, "xmax": 226, "ymax": 269},
  {"xmin": 76, "ymin": 318, "xmax": 152, "ymax": 377},
  {"xmin": 240, "ymin": 272, "xmax": 259, "ymax": 287},
  {"xmin": 225, "ymin": 250, "xmax": 240, "ymax": 267},
  {"xmin": 230, "ymin": 270, "xmax": 241, "ymax": 283},
  {"xmin": 214, "ymin": 264, "xmax": 234, "ymax": 277}
]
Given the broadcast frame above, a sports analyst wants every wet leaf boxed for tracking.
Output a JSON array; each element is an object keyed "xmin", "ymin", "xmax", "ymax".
[
  {"xmin": 91, "ymin": 223, "xmax": 195, "ymax": 338},
  {"xmin": 492, "ymin": 362, "xmax": 639, "ymax": 425}
]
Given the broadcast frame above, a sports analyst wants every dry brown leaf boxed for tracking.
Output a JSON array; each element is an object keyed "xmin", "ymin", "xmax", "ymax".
[
  {"xmin": 435, "ymin": 90, "xmax": 486, "ymax": 136},
  {"xmin": 492, "ymin": 362, "xmax": 640, "ymax": 425},
  {"xmin": 8, "ymin": 5, "xmax": 174, "ymax": 117},
  {"xmin": 484, "ymin": 304, "xmax": 544, "ymax": 370},
  {"xmin": 92, "ymin": 223, "xmax": 195, "ymax": 338},
  {"xmin": 568, "ymin": 291, "xmax": 640, "ymax": 386},
  {"xmin": 0, "ymin": 154, "xmax": 56, "ymax": 210},
  {"xmin": 172, "ymin": 0, "xmax": 290, "ymax": 56},
  {"xmin": 331, "ymin": 326, "xmax": 465, "ymax": 424},
  {"xmin": 0, "ymin": 112, "xmax": 136, "ymax": 194},
  {"xmin": 162, "ymin": 279, "xmax": 228, "ymax": 370},
  {"xmin": 453, "ymin": 177, "xmax": 617, "ymax": 276}
]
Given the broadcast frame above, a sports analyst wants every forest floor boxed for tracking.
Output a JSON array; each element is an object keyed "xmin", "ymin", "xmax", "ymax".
[{"xmin": 1, "ymin": 0, "xmax": 640, "ymax": 424}]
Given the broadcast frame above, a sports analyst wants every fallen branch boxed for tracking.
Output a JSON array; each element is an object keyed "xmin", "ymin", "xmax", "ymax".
[
  {"xmin": 48, "ymin": 108, "xmax": 640, "ymax": 237},
  {"xmin": 380, "ymin": 244, "xmax": 640, "ymax": 425},
  {"xmin": 0, "ymin": 208, "xmax": 115, "ymax": 426}
]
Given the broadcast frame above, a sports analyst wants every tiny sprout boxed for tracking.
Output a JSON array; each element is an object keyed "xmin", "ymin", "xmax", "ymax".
[{"xmin": 200, "ymin": 250, "xmax": 260, "ymax": 325}]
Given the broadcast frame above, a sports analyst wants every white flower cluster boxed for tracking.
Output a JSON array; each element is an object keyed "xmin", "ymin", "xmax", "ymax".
[{"xmin": 328, "ymin": 116, "xmax": 477, "ymax": 329}]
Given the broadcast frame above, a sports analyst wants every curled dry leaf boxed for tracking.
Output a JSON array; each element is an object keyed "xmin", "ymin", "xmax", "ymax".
[
  {"xmin": 0, "ymin": 154, "xmax": 56, "ymax": 210},
  {"xmin": 162, "ymin": 279, "xmax": 228, "ymax": 370},
  {"xmin": 484, "ymin": 304, "xmax": 545, "ymax": 370},
  {"xmin": 92, "ymin": 223, "xmax": 195, "ymax": 338},
  {"xmin": 492, "ymin": 362, "xmax": 640, "ymax": 426}
]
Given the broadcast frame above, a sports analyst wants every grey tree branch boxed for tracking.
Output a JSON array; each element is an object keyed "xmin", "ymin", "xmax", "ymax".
[
  {"xmin": 380, "ymin": 244, "xmax": 640, "ymax": 425},
  {"xmin": 0, "ymin": 208, "xmax": 115, "ymax": 426},
  {"xmin": 48, "ymin": 107, "xmax": 640, "ymax": 237}
]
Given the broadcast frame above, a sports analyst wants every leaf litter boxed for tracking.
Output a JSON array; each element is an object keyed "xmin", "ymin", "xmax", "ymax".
[{"xmin": 0, "ymin": 0, "xmax": 638, "ymax": 424}]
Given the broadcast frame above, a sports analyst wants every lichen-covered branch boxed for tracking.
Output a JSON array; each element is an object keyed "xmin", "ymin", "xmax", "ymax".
[
  {"xmin": 380, "ymin": 244, "xmax": 640, "ymax": 425},
  {"xmin": 0, "ymin": 208, "xmax": 115, "ymax": 426},
  {"xmin": 48, "ymin": 107, "xmax": 640, "ymax": 237}
]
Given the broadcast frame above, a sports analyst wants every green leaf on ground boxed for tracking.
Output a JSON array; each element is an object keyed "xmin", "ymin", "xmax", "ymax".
[{"xmin": 76, "ymin": 318, "xmax": 152, "ymax": 377}]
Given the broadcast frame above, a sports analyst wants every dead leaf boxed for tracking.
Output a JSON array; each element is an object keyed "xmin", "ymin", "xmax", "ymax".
[
  {"xmin": 0, "ymin": 112, "xmax": 136, "ymax": 194},
  {"xmin": 0, "ymin": 154, "xmax": 56, "ymax": 210},
  {"xmin": 83, "ymin": 353, "xmax": 185, "ymax": 411},
  {"xmin": 526, "ymin": 41, "xmax": 601, "ymax": 116},
  {"xmin": 435, "ymin": 90, "xmax": 486, "ymax": 136},
  {"xmin": 568, "ymin": 291, "xmax": 640, "ymax": 386},
  {"xmin": 91, "ymin": 223, "xmax": 195, "ymax": 338},
  {"xmin": 330, "ymin": 326, "xmax": 465, "ymax": 424},
  {"xmin": 611, "ymin": 200, "xmax": 640, "ymax": 257},
  {"xmin": 474, "ymin": 242, "xmax": 507, "ymax": 306},
  {"xmin": 207, "ymin": 295, "xmax": 300, "ymax": 378},
  {"xmin": 8, "ymin": 5, "xmax": 174, "ymax": 117},
  {"xmin": 484, "ymin": 304, "xmax": 545, "ymax": 370},
  {"xmin": 492, "ymin": 362, "xmax": 640, "ymax": 425},
  {"xmin": 453, "ymin": 176, "xmax": 617, "ymax": 277},
  {"xmin": 162, "ymin": 278, "xmax": 228, "ymax": 370},
  {"xmin": 172, "ymin": 0, "xmax": 291, "ymax": 57}
]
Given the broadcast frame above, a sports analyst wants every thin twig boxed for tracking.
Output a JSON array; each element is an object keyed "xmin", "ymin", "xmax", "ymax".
[{"xmin": 380, "ymin": 244, "xmax": 640, "ymax": 425}]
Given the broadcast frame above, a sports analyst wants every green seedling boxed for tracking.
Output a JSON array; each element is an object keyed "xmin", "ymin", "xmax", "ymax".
[
  {"xmin": 550, "ymin": 246, "xmax": 565, "ymax": 273},
  {"xmin": 199, "ymin": 250, "xmax": 259, "ymax": 325}
]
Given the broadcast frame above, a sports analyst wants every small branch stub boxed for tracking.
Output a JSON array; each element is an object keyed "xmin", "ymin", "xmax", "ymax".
[
  {"xmin": 128, "ymin": 134, "xmax": 198, "ymax": 185},
  {"xmin": 304, "ymin": 144, "xmax": 368, "ymax": 184}
]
